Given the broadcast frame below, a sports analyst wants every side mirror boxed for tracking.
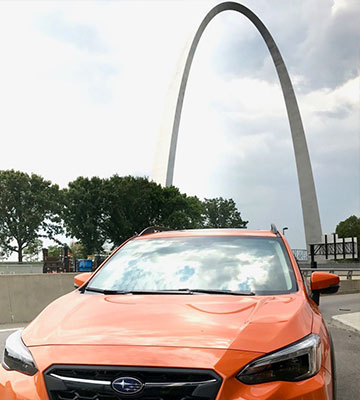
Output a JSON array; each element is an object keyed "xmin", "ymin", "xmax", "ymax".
[
  {"xmin": 74, "ymin": 272, "xmax": 92, "ymax": 289},
  {"xmin": 310, "ymin": 272, "xmax": 340, "ymax": 305}
]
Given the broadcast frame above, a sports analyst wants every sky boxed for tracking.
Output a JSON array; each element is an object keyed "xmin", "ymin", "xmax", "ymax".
[{"xmin": 0, "ymin": 0, "xmax": 359, "ymax": 251}]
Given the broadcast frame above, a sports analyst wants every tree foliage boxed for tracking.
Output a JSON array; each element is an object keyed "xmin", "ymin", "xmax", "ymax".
[
  {"xmin": 336, "ymin": 215, "xmax": 360, "ymax": 238},
  {"xmin": 62, "ymin": 176, "xmax": 210, "ymax": 252},
  {"xmin": 157, "ymin": 186, "xmax": 204, "ymax": 230},
  {"xmin": 102, "ymin": 175, "xmax": 164, "ymax": 245},
  {"xmin": 202, "ymin": 197, "xmax": 248, "ymax": 229},
  {"xmin": 23, "ymin": 239, "xmax": 43, "ymax": 262},
  {"xmin": 47, "ymin": 245, "xmax": 63, "ymax": 258},
  {"xmin": 103, "ymin": 177, "xmax": 206, "ymax": 245},
  {"xmin": 62, "ymin": 176, "xmax": 107, "ymax": 255},
  {"xmin": 0, "ymin": 246, "xmax": 10, "ymax": 261},
  {"xmin": 69, "ymin": 241, "xmax": 87, "ymax": 259},
  {"xmin": 0, "ymin": 170, "xmax": 62, "ymax": 262},
  {"xmin": 336, "ymin": 215, "xmax": 360, "ymax": 256},
  {"xmin": 0, "ymin": 170, "xmax": 249, "ymax": 260},
  {"xmin": 66, "ymin": 176, "xmax": 206, "ymax": 250}
]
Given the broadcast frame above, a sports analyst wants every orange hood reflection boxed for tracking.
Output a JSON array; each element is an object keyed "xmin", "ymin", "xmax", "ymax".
[{"xmin": 23, "ymin": 291, "xmax": 313, "ymax": 354}]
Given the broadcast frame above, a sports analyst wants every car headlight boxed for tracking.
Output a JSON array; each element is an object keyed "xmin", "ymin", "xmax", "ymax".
[
  {"xmin": 2, "ymin": 330, "xmax": 38, "ymax": 376},
  {"xmin": 237, "ymin": 334, "xmax": 321, "ymax": 384}
]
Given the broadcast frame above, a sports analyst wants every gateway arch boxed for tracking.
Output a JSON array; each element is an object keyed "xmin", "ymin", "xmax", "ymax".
[{"xmin": 152, "ymin": 1, "xmax": 322, "ymax": 247}]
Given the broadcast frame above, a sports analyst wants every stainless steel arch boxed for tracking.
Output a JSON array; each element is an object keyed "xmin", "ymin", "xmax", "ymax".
[{"xmin": 152, "ymin": 1, "xmax": 322, "ymax": 246}]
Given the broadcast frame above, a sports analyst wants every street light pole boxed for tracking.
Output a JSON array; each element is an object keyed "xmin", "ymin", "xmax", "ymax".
[{"xmin": 282, "ymin": 227, "xmax": 288, "ymax": 235}]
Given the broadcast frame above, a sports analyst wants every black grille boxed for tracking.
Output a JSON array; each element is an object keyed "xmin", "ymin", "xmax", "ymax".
[{"xmin": 44, "ymin": 365, "xmax": 222, "ymax": 400}]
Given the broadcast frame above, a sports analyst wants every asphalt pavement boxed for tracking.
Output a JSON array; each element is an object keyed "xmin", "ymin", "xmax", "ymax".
[
  {"xmin": 0, "ymin": 293, "xmax": 359, "ymax": 399},
  {"xmin": 319, "ymin": 293, "xmax": 360, "ymax": 399}
]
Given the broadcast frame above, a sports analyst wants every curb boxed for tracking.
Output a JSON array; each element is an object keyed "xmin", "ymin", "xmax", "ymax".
[{"xmin": 331, "ymin": 312, "xmax": 360, "ymax": 334}]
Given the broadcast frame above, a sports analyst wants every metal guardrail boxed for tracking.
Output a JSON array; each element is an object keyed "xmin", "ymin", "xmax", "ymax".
[
  {"xmin": 292, "ymin": 249, "xmax": 308, "ymax": 262},
  {"xmin": 300, "ymin": 267, "xmax": 360, "ymax": 280}
]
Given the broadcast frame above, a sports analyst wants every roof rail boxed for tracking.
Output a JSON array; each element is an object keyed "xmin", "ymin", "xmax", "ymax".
[
  {"xmin": 138, "ymin": 226, "xmax": 172, "ymax": 236},
  {"xmin": 270, "ymin": 223, "xmax": 280, "ymax": 236}
]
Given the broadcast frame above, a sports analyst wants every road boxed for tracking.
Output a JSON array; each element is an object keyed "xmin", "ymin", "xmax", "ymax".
[
  {"xmin": 0, "ymin": 293, "xmax": 359, "ymax": 399},
  {"xmin": 319, "ymin": 293, "xmax": 360, "ymax": 399}
]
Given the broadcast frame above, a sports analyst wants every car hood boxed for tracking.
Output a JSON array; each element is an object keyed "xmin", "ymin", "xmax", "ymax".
[{"xmin": 23, "ymin": 291, "xmax": 313, "ymax": 353}]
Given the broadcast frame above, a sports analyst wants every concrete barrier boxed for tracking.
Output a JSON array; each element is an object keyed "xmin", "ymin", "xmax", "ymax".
[
  {"xmin": 338, "ymin": 279, "xmax": 360, "ymax": 295},
  {"xmin": 0, "ymin": 263, "xmax": 43, "ymax": 274},
  {"xmin": 0, "ymin": 274, "xmax": 77, "ymax": 324}
]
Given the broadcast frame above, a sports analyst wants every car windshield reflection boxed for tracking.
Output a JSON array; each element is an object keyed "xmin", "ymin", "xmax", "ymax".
[{"xmin": 87, "ymin": 236, "xmax": 297, "ymax": 295}]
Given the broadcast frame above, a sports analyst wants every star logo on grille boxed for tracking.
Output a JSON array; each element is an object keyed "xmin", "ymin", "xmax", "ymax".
[{"xmin": 112, "ymin": 377, "xmax": 144, "ymax": 395}]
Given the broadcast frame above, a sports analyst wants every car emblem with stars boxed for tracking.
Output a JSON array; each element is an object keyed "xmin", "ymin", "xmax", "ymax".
[{"xmin": 112, "ymin": 377, "xmax": 144, "ymax": 395}]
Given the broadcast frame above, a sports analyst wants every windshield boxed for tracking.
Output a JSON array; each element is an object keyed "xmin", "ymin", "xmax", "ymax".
[{"xmin": 87, "ymin": 236, "xmax": 297, "ymax": 295}]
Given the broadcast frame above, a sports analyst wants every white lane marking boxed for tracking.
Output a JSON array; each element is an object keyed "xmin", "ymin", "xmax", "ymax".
[{"xmin": 0, "ymin": 327, "xmax": 24, "ymax": 333}]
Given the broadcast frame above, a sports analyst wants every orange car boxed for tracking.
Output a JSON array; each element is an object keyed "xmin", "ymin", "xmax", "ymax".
[{"xmin": 1, "ymin": 226, "xmax": 340, "ymax": 400}]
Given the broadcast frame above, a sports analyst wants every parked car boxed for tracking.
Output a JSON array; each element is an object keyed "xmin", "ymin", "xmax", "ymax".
[{"xmin": 1, "ymin": 226, "xmax": 339, "ymax": 400}]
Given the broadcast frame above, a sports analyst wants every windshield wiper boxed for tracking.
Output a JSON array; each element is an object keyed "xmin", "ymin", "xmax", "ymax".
[
  {"xmin": 85, "ymin": 287, "xmax": 255, "ymax": 296},
  {"xmin": 85, "ymin": 288, "xmax": 197, "ymax": 295},
  {"xmin": 177, "ymin": 288, "xmax": 256, "ymax": 296},
  {"xmin": 85, "ymin": 287, "xmax": 131, "ymax": 295}
]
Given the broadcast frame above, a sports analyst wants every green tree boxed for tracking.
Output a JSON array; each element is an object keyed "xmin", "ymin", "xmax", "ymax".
[
  {"xmin": 336, "ymin": 215, "xmax": 360, "ymax": 257},
  {"xmin": 0, "ymin": 247, "xmax": 10, "ymax": 261},
  {"xmin": 23, "ymin": 239, "xmax": 43, "ymax": 262},
  {"xmin": 69, "ymin": 241, "xmax": 87, "ymax": 259},
  {"xmin": 157, "ymin": 186, "xmax": 204, "ymax": 229},
  {"xmin": 47, "ymin": 245, "xmax": 63, "ymax": 257},
  {"xmin": 0, "ymin": 170, "xmax": 63, "ymax": 262},
  {"xmin": 103, "ymin": 175, "xmax": 165, "ymax": 245},
  {"xmin": 202, "ymin": 197, "xmax": 248, "ymax": 229},
  {"xmin": 62, "ymin": 175, "xmax": 247, "ymax": 254},
  {"xmin": 103, "ymin": 177, "xmax": 204, "ymax": 246},
  {"xmin": 62, "ymin": 176, "xmax": 107, "ymax": 255}
]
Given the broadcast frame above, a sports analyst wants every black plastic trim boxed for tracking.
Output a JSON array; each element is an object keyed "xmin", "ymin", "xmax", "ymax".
[
  {"xmin": 44, "ymin": 364, "xmax": 222, "ymax": 400},
  {"xmin": 329, "ymin": 332, "xmax": 337, "ymax": 400},
  {"xmin": 138, "ymin": 226, "xmax": 172, "ymax": 236},
  {"xmin": 270, "ymin": 223, "xmax": 278, "ymax": 235}
]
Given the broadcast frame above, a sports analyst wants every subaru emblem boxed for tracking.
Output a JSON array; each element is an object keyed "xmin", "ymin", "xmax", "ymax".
[{"xmin": 112, "ymin": 376, "xmax": 144, "ymax": 395}]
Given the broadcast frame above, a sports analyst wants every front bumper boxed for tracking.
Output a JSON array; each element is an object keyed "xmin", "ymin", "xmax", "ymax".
[{"xmin": 0, "ymin": 344, "xmax": 333, "ymax": 400}]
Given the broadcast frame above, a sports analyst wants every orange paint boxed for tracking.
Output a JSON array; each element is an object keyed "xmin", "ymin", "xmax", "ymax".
[
  {"xmin": 311, "ymin": 272, "xmax": 340, "ymax": 291},
  {"xmin": 73, "ymin": 272, "xmax": 92, "ymax": 288}
]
